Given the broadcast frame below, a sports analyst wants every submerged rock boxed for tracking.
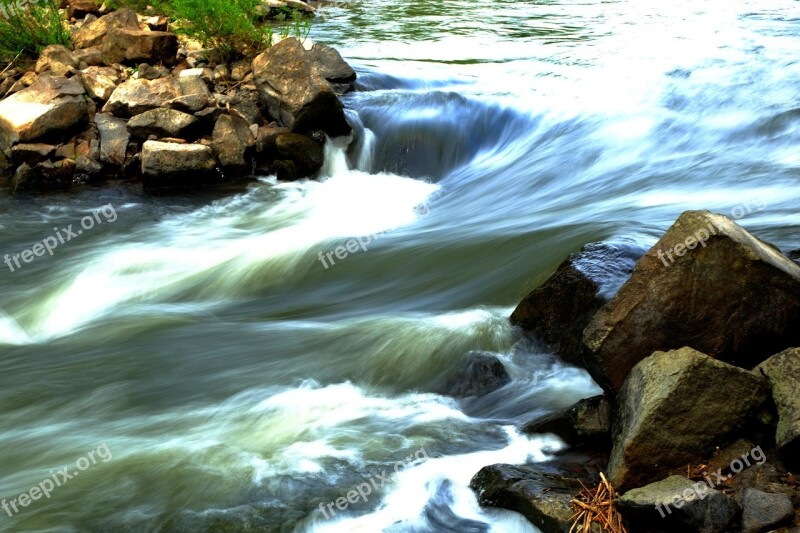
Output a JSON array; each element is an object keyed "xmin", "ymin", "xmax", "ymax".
[
  {"xmin": 608, "ymin": 347, "xmax": 769, "ymax": 491},
  {"xmin": 583, "ymin": 210, "xmax": 800, "ymax": 393},
  {"xmin": 253, "ymin": 37, "xmax": 353, "ymax": 136},
  {"xmin": 438, "ymin": 351, "xmax": 511, "ymax": 398},
  {"xmin": 274, "ymin": 132, "xmax": 323, "ymax": 178},
  {"xmin": 510, "ymin": 240, "xmax": 642, "ymax": 366},
  {"xmin": 618, "ymin": 475, "xmax": 740, "ymax": 533}
]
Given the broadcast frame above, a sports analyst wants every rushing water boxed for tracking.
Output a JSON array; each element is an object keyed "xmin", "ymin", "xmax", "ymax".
[{"xmin": 1, "ymin": 0, "xmax": 800, "ymax": 531}]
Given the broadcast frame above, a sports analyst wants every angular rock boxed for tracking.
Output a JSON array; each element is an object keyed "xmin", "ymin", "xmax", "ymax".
[
  {"xmin": 67, "ymin": 0, "xmax": 99, "ymax": 19},
  {"xmin": 102, "ymin": 28, "xmax": 178, "ymax": 66},
  {"xmin": 80, "ymin": 66, "xmax": 120, "ymax": 101},
  {"xmin": 618, "ymin": 476, "xmax": 740, "ymax": 533},
  {"xmin": 583, "ymin": 210, "xmax": 800, "ymax": 393},
  {"xmin": 137, "ymin": 63, "xmax": 171, "ymax": 80},
  {"xmin": 211, "ymin": 114, "xmax": 255, "ymax": 176},
  {"xmin": 72, "ymin": 8, "xmax": 140, "ymax": 49},
  {"xmin": 523, "ymin": 395, "xmax": 610, "ymax": 449},
  {"xmin": 35, "ymin": 45, "xmax": 79, "ymax": 77},
  {"xmin": 252, "ymin": 37, "xmax": 352, "ymax": 136},
  {"xmin": 0, "ymin": 77, "xmax": 87, "ymax": 151},
  {"xmin": 608, "ymin": 347, "xmax": 770, "ymax": 491},
  {"xmin": 73, "ymin": 46, "xmax": 104, "ymax": 68},
  {"xmin": 141, "ymin": 140, "xmax": 218, "ymax": 188},
  {"xmin": 274, "ymin": 132, "xmax": 323, "ymax": 177},
  {"xmin": 229, "ymin": 90, "xmax": 263, "ymax": 126},
  {"xmin": 470, "ymin": 463, "xmax": 590, "ymax": 533},
  {"xmin": 9, "ymin": 143, "xmax": 56, "ymax": 166},
  {"xmin": 308, "ymin": 43, "xmax": 357, "ymax": 95},
  {"xmin": 102, "ymin": 77, "xmax": 211, "ymax": 117},
  {"xmin": 511, "ymin": 240, "xmax": 642, "ymax": 366},
  {"xmin": 12, "ymin": 158, "xmax": 76, "ymax": 192},
  {"xmin": 127, "ymin": 108, "xmax": 198, "ymax": 139},
  {"xmin": 438, "ymin": 351, "xmax": 511, "ymax": 399},
  {"xmin": 755, "ymin": 348, "xmax": 800, "ymax": 461},
  {"xmin": 741, "ymin": 489, "xmax": 793, "ymax": 533},
  {"xmin": 95, "ymin": 113, "xmax": 129, "ymax": 168}
]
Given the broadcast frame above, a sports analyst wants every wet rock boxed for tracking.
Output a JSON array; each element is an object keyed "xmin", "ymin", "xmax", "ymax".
[
  {"xmin": 127, "ymin": 108, "xmax": 198, "ymax": 139},
  {"xmin": 74, "ymin": 154, "xmax": 103, "ymax": 181},
  {"xmin": 618, "ymin": 475, "xmax": 740, "ymax": 533},
  {"xmin": 511, "ymin": 240, "xmax": 642, "ymax": 366},
  {"xmin": 438, "ymin": 351, "xmax": 511, "ymax": 399},
  {"xmin": 103, "ymin": 77, "xmax": 211, "ymax": 117},
  {"xmin": 608, "ymin": 347, "xmax": 770, "ymax": 491},
  {"xmin": 0, "ymin": 76, "xmax": 87, "ymax": 151},
  {"xmin": 469, "ymin": 463, "xmax": 590, "ymax": 533},
  {"xmin": 72, "ymin": 8, "xmax": 140, "ymax": 49},
  {"xmin": 102, "ymin": 28, "xmax": 178, "ymax": 66},
  {"xmin": 755, "ymin": 348, "xmax": 800, "ymax": 462},
  {"xmin": 95, "ymin": 113, "xmax": 129, "ymax": 168},
  {"xmin": 212, "ymin": 114, "xmax": 255, "ymax": 176},
  {"xmin": 9, "ymin": 143, "xmax": 56, "ymax": 166},
  {"xmin": 274, "ymin": 132, "xmax": 323, "ymax": 177},
  {"xmin": 35, "ymin": 45, "xmax": 79, "ymax": 77},
  {"xmin": 523, "ymin": 395, "xmax": 610, "ymax": 449},
  {"xmin": 255, "ymin": 124, "xmax": 290, "ymax": 154},
  {"xmin": 741, "ymin": 489, "xmax": 793, "ymax": 533},
  {"xmin": 788, "ymin": 249, "xmax": 800, "ymax": 265},
  {"xmin": 141, "ymin": 140, "xmax": 218, "ymax": 188},
  {"xmin": 252, "ymin": 37, "xmax": 352, "ymax": 136},
  {"xmin": 583, "ymin": 210, "xmax": 800, "ymax": 393},
  {"xmin": 12, "ymin": 158, "xmax": 76, "ymax": 192},
  {"xmin": 80, "ymin": 66, "xmax": 120, "ymax": 101}
]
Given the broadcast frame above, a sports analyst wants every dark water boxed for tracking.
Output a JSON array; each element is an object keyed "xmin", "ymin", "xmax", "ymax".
[{"xmin": 1, "ymin": 0, "xmax": 799, "ymax": 531}]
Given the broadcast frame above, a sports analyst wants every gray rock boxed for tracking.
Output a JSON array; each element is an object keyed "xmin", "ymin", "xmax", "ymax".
[
  {"xmin": 141, "ymin": 141, "xmax": 218, "ymax": 188},
  {"xmin": 523, "ymin": 395, "xmax": 610, "ymax": 449},
  {"xmin": 127, "ymin": 108, "xmax": 198, "ymax": 139},
  {"xmin": 609, "ymin": 347, "xmax": 769, "ymax": 491},
  {"xmin": 252, "ymin": 37, "xmax": 352, "ymax": 136},
  {"xmin": 439, "ymin": 351, "xmax": 511, "ymax": 398},
  {"xmin": 755, "ymin": 348, "xmax": 800, "ymax": 461},
  {"xmin": 212, "ymin": 114, "xmax": 255, "ymax": 176},
  {"xmin": 95, "ymin": 113, "xmax": 129, "ymax": 168},
  {"xmin": 0, "ymin": 76, "xmax": 87, "ymax": 151},
  {"xmin": 583, "ymin": 210, "xmax": 800, "ymax": 393},
  {"xmin": 618, "ymin": 475, "xmax": 740, "ymax": 533},
  {"xmin": 741, "ymin": 489, "xmax": 793, "ymax": 533}
]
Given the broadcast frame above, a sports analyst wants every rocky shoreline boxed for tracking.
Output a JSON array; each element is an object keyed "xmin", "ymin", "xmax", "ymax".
[
  {"xmin": 0, "ymin": 1, "xmax": 355, "ymax": 192},
  {"xmin": 465, "ymin": 211, "xmax": 800, "ymax": 532}
]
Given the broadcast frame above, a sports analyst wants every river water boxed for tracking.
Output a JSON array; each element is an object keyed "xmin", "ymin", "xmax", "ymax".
[{"xmin": 1, "ymin": 0, "xmax": 799, "ymax": 531}]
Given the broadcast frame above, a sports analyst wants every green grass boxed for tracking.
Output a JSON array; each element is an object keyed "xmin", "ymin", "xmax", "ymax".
[{"xmin": 0, "ymin": 0, "xmax": 71, "ymax": 63}]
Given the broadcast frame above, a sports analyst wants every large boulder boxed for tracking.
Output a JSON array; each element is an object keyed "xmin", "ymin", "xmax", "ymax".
[
  {"xmin": 307, "ymin": 43, "xmax": 357, "ymax": 95},
  {"xmin": 469, "ymin": 463, "xmax": 591, "ymax": 533},
  {"xmin": 274, "ymin": 132, "xmax": 323, "ymax": 177},
  {"xmin": 72, "ymin": 8, "xmax": 140, "ymax": 49},
  {"xmin": 102, "ymin": 28, "xmax": 178, "ymax": 66},
  {"xmin": 212, "ymin": 114, "xmax": 255, "ymax": 176},
  {"xmin": 523, "ymin": 395, "xmax": 610, "ymax": 449},
  {"xmin": 608, "ymin": 347, "xmax": 769, "ymax": 491},
  {"xmin": 618, "ymin": 475, "xmax": 740, "ymax": 533},
  {"xmin": 755, "ymin": 348, "xmax": 800, "ymax": 461},
  {"xmin": 510, "ymin": 240, "xmax": 642, "ymax": 366},
  {"xmin": 0, "ymin": 77, "xmax": 87, "ymax": 151},
  {"xmin": 35, "ymin": 45, "xmax": 79, "ymax": 77},
  {"xmin": 95, "ymin": 113, "xmax": 129, "ymax": 168},
  {"xmin": 583, "ymin": 210, "xmax": 800, "ymax": 393},
  {"xmin": 141, "ymin": 140, "xmax": 218, "ymax": 188},
  {"xmin": 127, "ymin": 108, "xmax": 198, "ymax": 139},
  {"xmin": 252, "ymin": 37, "xmax": 352, "ymax": 136},
  {"xmin": 102, "ymin": 77, "xmax": 212, "ymax": 117}
]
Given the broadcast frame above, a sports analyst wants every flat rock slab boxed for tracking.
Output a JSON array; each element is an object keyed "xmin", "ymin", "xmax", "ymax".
[
  {"xmin": 141, "ymin": 141, "xmax": 218, "ymax": 189},
  {"xmin": 583, "ymin": 210, "xmax": 800, "ymax": 393}
]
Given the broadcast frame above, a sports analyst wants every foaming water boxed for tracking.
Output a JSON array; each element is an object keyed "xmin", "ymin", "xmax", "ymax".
[{"xmin": 0, "ymin": 0, "xmax": 798, "ymax": 531}]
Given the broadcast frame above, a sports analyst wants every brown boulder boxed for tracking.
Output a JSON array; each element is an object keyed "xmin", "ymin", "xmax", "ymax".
[
  {"xmin": 252, "ymin": 37, "xmax": 352, "ymax": 136},
  {"xmin": 583, "ymin": 210, "xmax": 800, "ymax": 393},
  {"xmin": 35, "ymin": 45, "xmax": 79, "ymax": 77},
  {"xmin": 80, "ymin": 66, "xmax": 121, "ymax": 101},
  {"xmin": 102, "ymin": 28, "xmax": 178, "ymax": 66},
  {"xmin": 72, "ymin": 8, "xmax": 140, "ymax": 49},
  {"xmin": 102, "ymin": 77, "xmax": 211, "ymax": 117},
  {"xmin": 67, "ymin": 0, "xmax": 100, "ymax": 19},
  {"xmin": 212, "ymin": 114, "xmax": 255, "ymax": 176},
  {"xmin": 127, "ymin": 108, "xmax": 198, "ymax": 139}
]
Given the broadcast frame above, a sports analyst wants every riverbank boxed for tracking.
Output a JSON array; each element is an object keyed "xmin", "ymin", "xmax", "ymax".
[{"xmin": 0, "ymin": 0, "xmax": 354, "ymax": 192}]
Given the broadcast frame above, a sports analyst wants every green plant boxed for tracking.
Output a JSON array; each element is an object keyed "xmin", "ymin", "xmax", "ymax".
[
  {"xmin": 276, "ymin": 7, "xmax": 311, "ymax": 42},
  {"xmin": 164, "ymin": 0, "xmax": 273, "ymax": 60},
  {"xmin": 0, "ymin": 0, "xmax": 70, "ymax": 63}
]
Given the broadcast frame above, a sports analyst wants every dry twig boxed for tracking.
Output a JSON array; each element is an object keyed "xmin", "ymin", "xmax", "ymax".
[{"xmin": 569, "ymin": 472, "xmax": 628, "ymax": 533}]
